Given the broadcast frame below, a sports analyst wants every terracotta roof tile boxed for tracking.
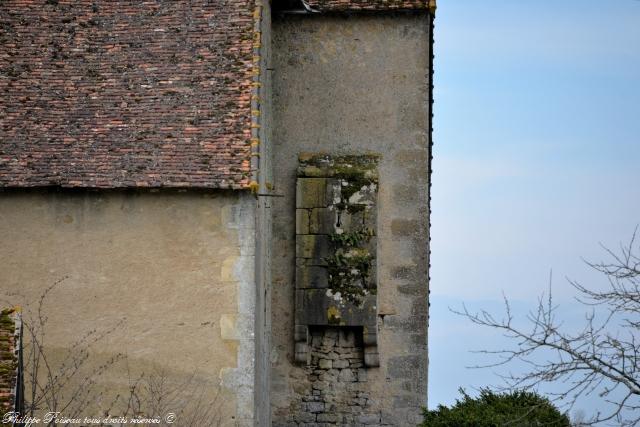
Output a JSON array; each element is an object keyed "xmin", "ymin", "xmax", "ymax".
[
  {"xmin": 0, "ymin": 1, "xmax": 257, "ymax": 189},
  {"xmin": 306, "ymin": 0, "xmax": 435, "ymax": 12}
]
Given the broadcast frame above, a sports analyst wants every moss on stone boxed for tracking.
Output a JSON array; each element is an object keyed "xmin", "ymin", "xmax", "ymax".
[
  {"xmin": 327, "ymin": 306, "xmax": 342, "ymax": 325},
  {"xmin": 298, "ymin": 153, "xmax": 379, "ymax": 182},
  {"xmin": 0, "ymin": 309, "xmax": 15, "ymax": 329},
  {"xmin": 326, "ymin": 234, "xmax": 375, "ymax": 305}
]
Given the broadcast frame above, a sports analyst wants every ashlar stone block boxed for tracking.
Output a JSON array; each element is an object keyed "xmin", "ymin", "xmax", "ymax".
[
  {"xmin": 308, "ymin": 208, "xmax": 337, "ymax": 235},
  {"xmin": 296, "ymin": 178, "xmax": 337, "ymax": 209},
  {"xmin": 296, "ymin": 234, "xmax": 330, "ymax": 265},
  {"xmin": 296, "ymin": 209, "xmax": 311, "ymax": 235},
  {"xmin": 296, "ymin": 266, "xmax": 329, "ymax": 289}
]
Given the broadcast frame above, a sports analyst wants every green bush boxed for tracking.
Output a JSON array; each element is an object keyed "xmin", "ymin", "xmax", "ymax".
[{"xmin": 421, "ymin": 388, "xmax": 571, "ymax": 426}]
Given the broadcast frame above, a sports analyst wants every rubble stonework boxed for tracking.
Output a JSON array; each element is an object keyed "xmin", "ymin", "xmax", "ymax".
[{"xmin": 281, "ymin": 327, "xmax": 392, "ymax": 426}]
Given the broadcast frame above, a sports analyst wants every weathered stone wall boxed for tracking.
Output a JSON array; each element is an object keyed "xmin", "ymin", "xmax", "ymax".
[
  {"xmin": 255, "ymin": 1, "xmax": 275, "ymax": 424},
  {"xmin": 0, "ymin": 190, "xmax": 256, "ymax": 426},
  {"xmin": 293, "ymin": 327, "xmax": 388, "ymax": 425},
  {"xmin": 271, "ymin": 12, "xmax": 431, "ymax": 426},
  {"xmin": 0, "ymin": 308, "xmax": 21, "ymax": 414}
]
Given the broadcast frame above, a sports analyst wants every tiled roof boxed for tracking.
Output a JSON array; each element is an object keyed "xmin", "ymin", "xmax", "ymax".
[
  {"xmin": 0, "ymin": 1, "xmax": 257, "ymax": 189},
  {"xmin": 306, "ymin": 0, "xmax": 435, "ymax": 11}
]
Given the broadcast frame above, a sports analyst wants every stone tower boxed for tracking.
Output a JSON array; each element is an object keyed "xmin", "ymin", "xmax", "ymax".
[{"xmin": 268, "ymin": 1, "xmax": 435, "ymax": 425}]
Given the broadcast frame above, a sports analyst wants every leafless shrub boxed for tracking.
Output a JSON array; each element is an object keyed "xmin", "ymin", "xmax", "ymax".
[
  {"xmin": 1, "ymin": 277, "xmax": 125, "ymax": 425},
  {"xmin": 115, "ymin": 366, "xmax": 224, "ymax": 427},
  {"xmin": 2, "ymin": 278, "xmax": 225, "ymax": 427}
]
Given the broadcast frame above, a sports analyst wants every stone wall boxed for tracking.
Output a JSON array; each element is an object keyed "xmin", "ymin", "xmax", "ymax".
[
  {"xmin": 0, "ymin": 308, "xmax": 22, "ymax": 414},
  {"xmin": 271, "ymin": 12, "xmax": 431, "ymax": 426},
  {"xmin": 288, "ymin": 327, "xmax": 393, "ymax": 426},
  {"xmin": 0, "ymin": 190, "xmax": 256, "ymax": 426},
  {"xmin": 254, "ymin": 1, "xmax": 275, "ymax": 424}
]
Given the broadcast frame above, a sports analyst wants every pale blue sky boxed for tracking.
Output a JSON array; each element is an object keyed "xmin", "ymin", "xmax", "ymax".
[{"xmin": 429, "ymin": 0, "xmax": 640, "ymax": 420}]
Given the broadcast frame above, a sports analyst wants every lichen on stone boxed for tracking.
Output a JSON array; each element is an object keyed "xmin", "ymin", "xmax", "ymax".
[
  {"xmin": 327, "ymin": 306, "xmax": 342, "ymax": 325},
  {"xmin": 325, "ymin": 234, "xmax": 375, "ymax": 305}
]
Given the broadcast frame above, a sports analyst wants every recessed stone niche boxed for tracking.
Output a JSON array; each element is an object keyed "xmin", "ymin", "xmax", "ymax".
[{"xmin": 294, "ymin": 153, "xmax": 379, "ymax": 368}]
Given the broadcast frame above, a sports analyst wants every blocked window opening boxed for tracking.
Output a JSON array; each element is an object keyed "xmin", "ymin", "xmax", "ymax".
[{"xmin": 294, "ymin": 153, "xmax": 380, "ymax": 368}]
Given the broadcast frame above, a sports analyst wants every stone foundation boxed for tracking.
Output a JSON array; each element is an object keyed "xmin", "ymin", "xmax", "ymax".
[{"xmin": 278, "ymin": 327, "xmax": 391, "ymax": 426}]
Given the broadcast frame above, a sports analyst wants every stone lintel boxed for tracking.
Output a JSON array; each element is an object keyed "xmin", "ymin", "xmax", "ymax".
[{"xmin": 295, "ymin": 289, "xmax": 377, "ymax": 328}]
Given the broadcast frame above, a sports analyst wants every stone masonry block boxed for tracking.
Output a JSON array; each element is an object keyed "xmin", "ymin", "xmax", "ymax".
[
  {"xmin": 295, "ymin": 341, "xmax": 309, "ymax": 364},
  {"xmin": 357, "ymin": 414, "xmax": 381, "ymax": 425},
  {"xmin": 295, "ymin": 324, "xmax": 308, "ymax": 342},
  {"xmin": 296, "ymin": 291, "xmax": 378, "ymax": 328},
  {"xmin": 363, "ymin": 239, "xmax": 377, "ymax": 290},
  {"xmin": 295, "ymin": 289, "xmax": 329, "ymax": 326},
  {"xmin": 333, "ymin": 359, "xmax": 349, "ymax": 369},
  {"xmin": 364, "ymin": 347, "xmax": 380, "ymax": 368},
  {"xmin": 296, "ymin": 234, "xmax": 330, "ymax": 265},
  {"xmin": 338, "ymin": 368, "xmax": 355, "ymax": 382},
  {"xmin": 363, "ymin": 206, "xmax": 377, "ymax": 233},
  {"xmin": 296, "ymin": 209, "xmax": 311, "ymax": 235},
  {"xmin": 295, "ymin": 290, "xmax": 306, "ymax": 314},
  {"xmin": 296, "ymin": 178, "xmax": 328, "ymax": 208},
  {"xmin": 296, "ymin": 266, "xmax": 329, "ymax": 289},
  {"xmin": 318, "ymin": 359, "xmax": 332, "ymax": 369},
  {"xmin": 308, "ymin": 208, "xmax": 337, "ymax": 234},
  {"xmin": 338, "ymin": 208, "xmax": 364, "ymax": 232},
  {"xmin": 317, "ymin": 414, "xmax": 338, "ymax": 423},
  {"xmin": 338, "ymin": 207, "xmax": 377, "ymax": 238},
  {"xmin": 219, "ymin": 314, "xmax": 237, "ymax": 340},
  {"xmin": 363, "ymin": 331, "xmax": 377, "ymax": 347},
  {"xmin": 306, "ymin": 402, "xmax": 325, "ymax": 413}
]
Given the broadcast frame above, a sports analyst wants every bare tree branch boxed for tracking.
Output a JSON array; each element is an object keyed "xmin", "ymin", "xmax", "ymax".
[{"xmin": 453, "ymin": 230, "xmax": 640, "ymax": 426}]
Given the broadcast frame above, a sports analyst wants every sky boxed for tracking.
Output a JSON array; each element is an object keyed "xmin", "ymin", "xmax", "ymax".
[{"xmin": 428, "ymin": 0, "xmax": 640, "ymax": 421}]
